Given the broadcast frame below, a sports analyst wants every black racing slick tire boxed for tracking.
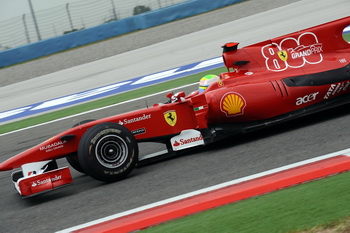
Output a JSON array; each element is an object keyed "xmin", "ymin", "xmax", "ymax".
[
  {"xmin": 77, "ymin": 122, "xmax": 138, "ymax": 182},
  {"xmin": 66, "ymin": 119, "xmax": 96, "ymax": 173},
  {"xmin": 66, "ymin": 153, "xmax": 85, "ymax": 173}
]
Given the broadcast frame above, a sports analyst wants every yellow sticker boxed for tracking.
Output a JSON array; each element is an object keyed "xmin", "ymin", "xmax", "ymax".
[
  {"xmin": 278, "ymin": 50, "xmax": 288, "ymax": 61},
  {"xmin": 164, "ymin": 110, "xmax": 177, "ymax": 126}
]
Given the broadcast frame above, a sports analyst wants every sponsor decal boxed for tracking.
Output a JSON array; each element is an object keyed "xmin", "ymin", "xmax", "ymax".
[
  {"xmin": 193, "ymin": 105, "xmax": 208, "ymax": 111},
  {"xmin": 28, "ymin": 171, "xmax": 35, "ymax": 176},
  {"xmin": 220, "ymin": 92, "xmax": 246, "ymax": 117},
  {"xmin": 278, "ymin": 50, "xmax": 288, "ymax": 61},
  {"xmin": 31, "ymin": 175, "xmax": 62, "ymax": 187},
  {"xmin": 324, "ymin": 84, "xmax": 337, "ymax": 100},
  {"xmin": 27, "ymin": 163, "xmax": 48, "ymax": 176},
  {"xmin": 262, "ymin": 32, "xmax": 323, "ymax": 72},
  {"xmin": 296, "ymin": 92, "xmax": 319, "ymax": 105},
  {"xmin": 288, "ymin": 43, "xmax": 323, "ymax": 60},
  {"xmin": 118, "ymin": 114, "xmax": 151, "ymax": 125},
  {"xmin": 164, "ymin": 110, "xmax": 177, "ymax": 127},
  {"xmin": 131, "ymin": 128, "xmax": 146, "ymax": 135},
  {"xmin": 339, "ymin": 58, "xmax": 347, "ymax": 64},
  {"xmin": 173, "ymin": 135, "xmax": 203, "ymax": 147},
  {"xmin": 324, "ymin": 82, "xmax": 350, "ymax": 100},
  {"xmin": 170, "ymin": 130, "xmax": 204, "ymax": 151},
  {"xmin": 19, "ymin": 167, "xmax": 73, "ymax": 196},
  {"xmin": 22, "ymin": 160, "xmax": 53, "ymax": 177},
  {"xmin": 245, "ymin": 72, "xmax": 254, "ymax": 76},
  {"xmin": 40, "ymin": 140, "xmax": 67, "ymax": 153},
  {"xmin": 217, "ymin": 79, "xmax": 224, "ymax": 87}
]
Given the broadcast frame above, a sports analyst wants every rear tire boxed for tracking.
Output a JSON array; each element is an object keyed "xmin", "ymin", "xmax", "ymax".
[{"xmin": 78, "ymin": 122, "xmax": 138, "ymax": 182}]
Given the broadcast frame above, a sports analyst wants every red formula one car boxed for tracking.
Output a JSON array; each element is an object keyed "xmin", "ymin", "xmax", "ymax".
[{"xmin": 1, "ymin": 16, "xmax": 350, "ymax": 198}]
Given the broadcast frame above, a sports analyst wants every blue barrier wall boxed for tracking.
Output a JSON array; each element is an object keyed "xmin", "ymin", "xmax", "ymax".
[{"xmin": 0, "ymin": 0, "xmax": 244, "ymax": 68}]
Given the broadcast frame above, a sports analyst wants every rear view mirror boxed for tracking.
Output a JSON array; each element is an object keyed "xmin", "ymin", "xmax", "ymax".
[{"xmin": 166, "ymin": 92, "xmax": 173, "ymax": 99}]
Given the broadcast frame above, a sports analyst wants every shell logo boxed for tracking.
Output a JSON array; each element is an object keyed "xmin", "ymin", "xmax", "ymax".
[{"xmin": 220, "ymin": 92, "xmax": 246, "ymax": 117}]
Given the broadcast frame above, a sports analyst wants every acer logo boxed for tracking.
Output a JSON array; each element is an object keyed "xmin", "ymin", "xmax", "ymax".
[{"xmin": 296, "ymin": 92, "xmax": 319, "ymax": 105}]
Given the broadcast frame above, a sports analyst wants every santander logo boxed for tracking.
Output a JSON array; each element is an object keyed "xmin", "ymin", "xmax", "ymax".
[
  {"xmin": 173, "ymin": 135, "xmax": 203, "ymax": 147},
  {"xmin": 170, "ymin": 130, "xmax": 205, "ymax": 151},
  {"xmin": 173, "ymin": 141, "xmax": 180, "ymax": 147}
]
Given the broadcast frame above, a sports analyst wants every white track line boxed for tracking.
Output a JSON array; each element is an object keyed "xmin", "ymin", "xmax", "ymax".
[
  {"xmin": 57, "ymin": 148, "xmax": 350, "ymax": 233},
  {"xmin": 0, "ymin": 83, "xmax": 198, "ymax": 137}
]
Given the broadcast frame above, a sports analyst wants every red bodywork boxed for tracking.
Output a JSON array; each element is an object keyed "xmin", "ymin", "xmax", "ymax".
[{"xmin": 1, "ymin": 16, "xmax": 350, "ymax": 172}]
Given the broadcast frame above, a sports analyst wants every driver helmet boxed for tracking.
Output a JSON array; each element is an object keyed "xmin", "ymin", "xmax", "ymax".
[{"xmin": 199, "ymin": 74, "xmax": 219, "ymax": 93}]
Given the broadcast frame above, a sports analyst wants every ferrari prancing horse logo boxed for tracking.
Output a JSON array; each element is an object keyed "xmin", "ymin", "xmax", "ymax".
[
  {"xmin": 164, "ymin": 110, "xmax": 177, "ymax": 127},
  {"xmin": 278, "ymin": 50, "xmax": 288, "ymax": 61}
]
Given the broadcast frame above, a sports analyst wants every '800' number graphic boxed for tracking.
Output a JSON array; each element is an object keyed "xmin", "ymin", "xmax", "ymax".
[{"xmin": 261, "ymin": 32, "xmax": 323, "ymax": 72}]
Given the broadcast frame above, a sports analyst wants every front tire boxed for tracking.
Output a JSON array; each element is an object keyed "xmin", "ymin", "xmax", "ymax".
[
  {"xmin": 66, "ymin": 119, "xmax": 96, "ymax": 173},
  {"xmin": 78, "ymin": 122, "xmax": 138, "ymax": 182},
  {"xmin": 66, "ymin": 153, "xmax": 85, "ymax": 173}
]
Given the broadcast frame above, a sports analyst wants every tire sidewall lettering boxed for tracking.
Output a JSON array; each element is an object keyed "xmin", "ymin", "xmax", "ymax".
[{"xmin": 90, "ymin": 128, "xmax": 121, "ymax": 145}]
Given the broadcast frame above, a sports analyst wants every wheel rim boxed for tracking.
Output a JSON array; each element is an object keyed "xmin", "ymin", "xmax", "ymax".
[{"xmin": 95, "ymin": 135, "xmax": 128, "ymax": 168}]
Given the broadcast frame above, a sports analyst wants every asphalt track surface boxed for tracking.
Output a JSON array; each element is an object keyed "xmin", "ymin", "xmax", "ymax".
[{"xmin": 1, "ymin": 0, "xmax": 350, "ymax": 232}]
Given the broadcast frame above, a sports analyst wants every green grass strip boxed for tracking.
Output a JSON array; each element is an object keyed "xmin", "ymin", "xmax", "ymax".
[
  {"xmin": 143, "ymin": 171, "xmax": 350, "ymax": 233},
  {"xmin": 0, "ymin": 67, "xmax": 227, "ymax": 134}
]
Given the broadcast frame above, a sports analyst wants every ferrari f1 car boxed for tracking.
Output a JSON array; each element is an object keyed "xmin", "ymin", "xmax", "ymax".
[{"xmin": 1, "ymin": 16, "xmax": 350, "ymax": 198}]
